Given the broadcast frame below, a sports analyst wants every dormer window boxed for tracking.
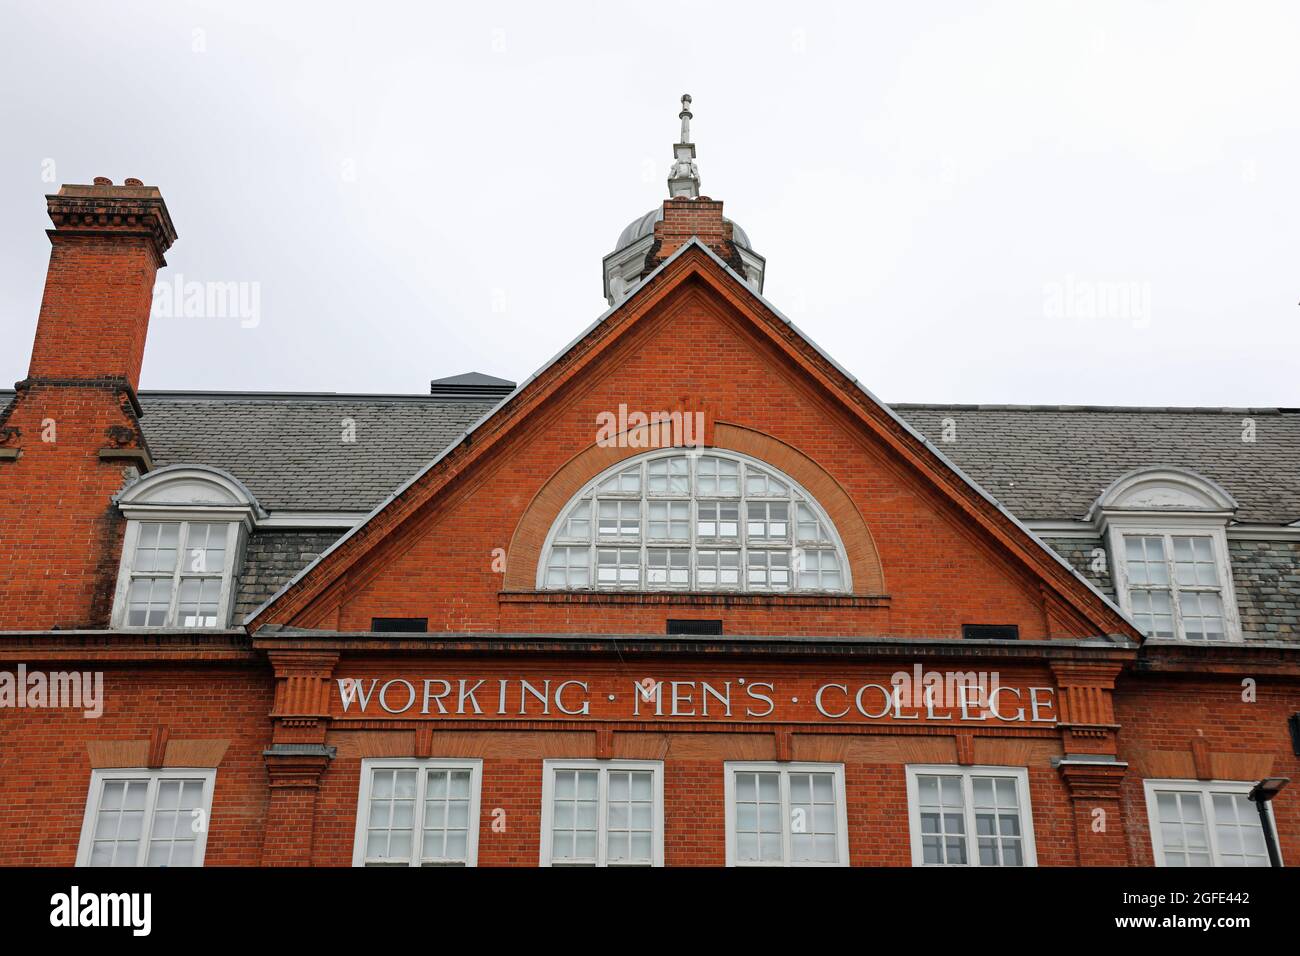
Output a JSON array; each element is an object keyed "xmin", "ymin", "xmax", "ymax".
[
  {"xmin": 1089, "ymin": 467, "xmax": 1242, "ymax": 643},
  {"xmin": 538, "ymin": 450, "xmax": 852, "ymax": 594},
  {"xmin": 110, "ymin": 465, "xmax": 264, "ymax": 629}
]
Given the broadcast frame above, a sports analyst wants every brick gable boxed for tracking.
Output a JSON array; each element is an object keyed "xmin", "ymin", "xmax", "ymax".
[{"xmin": 250, "ymin": 243, "xmax": 1138, "ymax": 642}]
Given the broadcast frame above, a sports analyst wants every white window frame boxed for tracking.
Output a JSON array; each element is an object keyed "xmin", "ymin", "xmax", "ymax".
[
  {"xmin": 539, "ymin": 759, "xmax": 664, "ymax": 867},
  {"xmin": 1107, "ymin": 522, "xmax": 1242, "ymax": 643},
  {"xmin": 75, "ymin": 767, "xmax": 217, "ymax": 867},
  {"xmin": 904, "ymin": 765, "xmax": 1038, "ymax": 867},
  {"xmin": 1088, "ymin": 466, "xmax": 1242, "ymax": 643},
  {"xmin": 538, "ymin": 449, "xmax": 852, "ymax": 594},
  {"xmin": 1144, "ymin": 778, "xmax": 1281, "ymax": 867},
  {"xmin": 723, "ymin": 761, "xmax": 850, "ymax": 867},
  {"xmin": 109, "ymin": 464, "xmax": 261, "ymax": 630},
  {"xmin": 110, "ymin": 517, "xmax": 245, "ymax": 629},
  {"xmin": 351, "ymin": 758, "xmax": 483, "ymax": 867}
]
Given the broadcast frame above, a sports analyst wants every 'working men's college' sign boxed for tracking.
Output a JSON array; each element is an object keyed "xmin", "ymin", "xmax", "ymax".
[{"xmin": 333, "ymin": 666, "xmax": 1058, "ymax": 726}]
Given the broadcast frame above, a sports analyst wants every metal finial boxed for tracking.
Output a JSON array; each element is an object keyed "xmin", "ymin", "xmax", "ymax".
[{"xmin": 667, "ymin": 93, "xmax": 700, "ymax": 198}]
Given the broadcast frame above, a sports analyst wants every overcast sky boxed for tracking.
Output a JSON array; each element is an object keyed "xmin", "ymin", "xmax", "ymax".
[{"xmin": 2, "ymin": 1, "xmax": 1297, "ymax": 406}]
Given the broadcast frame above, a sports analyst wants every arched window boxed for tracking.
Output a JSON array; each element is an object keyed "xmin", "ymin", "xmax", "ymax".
[{"xmin": 538, "ymin": 450, "xmax": 851, "ymax": 593}]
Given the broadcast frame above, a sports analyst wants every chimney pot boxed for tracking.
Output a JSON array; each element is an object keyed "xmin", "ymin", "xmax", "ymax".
[
  {"xmin": 124, "ymin": 177, "xmax": 143, "ymax": 186},
  {"xmin": 93, "ymin": 176, "xmax": 112, "ymax": 185}
]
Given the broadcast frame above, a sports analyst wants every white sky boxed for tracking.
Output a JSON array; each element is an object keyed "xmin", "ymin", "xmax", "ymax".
[{"xmin": 2, "ymin": 0, "xmax": 1297, "ymax": 405}]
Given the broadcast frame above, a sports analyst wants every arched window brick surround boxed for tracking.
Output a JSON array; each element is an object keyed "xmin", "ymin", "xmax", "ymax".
[{"xmin": 504, "ymin": 422, "xmax": 884, "ymax": 593}]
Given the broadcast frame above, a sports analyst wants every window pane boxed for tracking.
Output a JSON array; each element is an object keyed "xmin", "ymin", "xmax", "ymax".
[
  {"xmin": 183, "ymin": 522, "xmax": 227, "ymax": 574},
  {"xmin": 551, "ymin": 769, "xmax": 600, "ymax": 865},
  {"xmin": 788, "ymin": 772, "xmax": 839, "ymax": 864},
  {"xmin": 1209, "ymin": 792, "xmax": 1270, "ymax": 867},
  {"xmin": 697, "ymin": 457, "xmax": 739, "ymax": 496},
  {"xmin": 970, "ymin": 775, "xmax": 1024, "ymax": 867},
  {"xmin": 598, "ymin": 465, "xmax": 640, "ymax": 495},
  {"xmin": 1179, "ymin": 591, "xmax": 1224, "ymax": 641},
  {"xmin": 606, "ymin": 770, "xmax": 654, "ymax": 866},
  {"xmin": 176, "ymin": 577, "xmax": 222, "ymax": 627},
  {"xmin": 421, "ymin": 769, "xmax": 473, "ymax": 865},
  {"xmin": 132, "ymin": 522, "xmax": 179, "ymax": 573},
  {"xmin": 697, "ymin": 501, "xmax": 739, "ymax": 540},
  {"xmin": 916, "ymin": 774, "xmax": 967, "ymax": 865},
  {"xmin": 646, "ymin": 549, "xmax": 689, "ymax": 588},
  {"xmin": 597, "ymin": 500, "xmax": 640, "ymax": 539},
  {"xmin": 365, "ymin": 768, "xmax": 418, "ymax": 865},
  {"xmin": 127, "ymin": 578, "xmax": 173, "ymax": 627},
  {"xmin": 733, "ymin": 772, "xmax": 782, "ymax": 864},
  {"xmin": 558, "ymin": 500, "xmax": 591, "ymax": 540},
  {"xmin": 647, "ymin": 457, "xmax": 689, "ymax": 495},
  {"xmin": 596, "ymin": 549, "xmax": 641, "ymax": 589},
  {"xmin": 697, "ymin": 550, "xmax": 740, "ymax": 588}
]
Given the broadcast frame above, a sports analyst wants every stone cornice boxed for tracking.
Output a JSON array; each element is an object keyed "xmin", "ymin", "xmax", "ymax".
[{"xmin": 253, "ymin": 628, "xmax": 1138, "ymax": 664}]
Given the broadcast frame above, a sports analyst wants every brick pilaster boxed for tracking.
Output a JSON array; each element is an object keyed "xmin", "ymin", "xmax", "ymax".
[{"xmin": 261, "ymin": 650, "xmax": 339, "ymax": 866}]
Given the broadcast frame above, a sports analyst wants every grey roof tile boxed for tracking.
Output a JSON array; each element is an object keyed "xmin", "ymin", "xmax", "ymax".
[
  {"xmin": 138, "ymin": 392, "xmax": 496, "ymax": 512},
  {"xmin": 8, "ymin": 389, "xmax": 1282, "ymax": 524},
  {"xmin": 891, "ymin": 404, "xmax": 1300, "ymax": 524}
]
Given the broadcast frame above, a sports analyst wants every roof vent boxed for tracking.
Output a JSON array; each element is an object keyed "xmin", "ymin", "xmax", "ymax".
[
  {"xmin": 961, "ymin": 624, "xmax": 1020, "ymax": 641},
  {"xmin": 429, "ymin": 372, "xmax": 516, "ymax": 402}
]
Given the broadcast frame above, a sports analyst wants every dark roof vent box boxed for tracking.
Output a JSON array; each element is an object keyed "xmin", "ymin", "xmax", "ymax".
[
  {"xmin": 961, "ymin": 624, "xmax": 1020, "ymax": 641},
  {"xmin": 429, "ymin": 372, "xmax": 516, "ymax": 402}
]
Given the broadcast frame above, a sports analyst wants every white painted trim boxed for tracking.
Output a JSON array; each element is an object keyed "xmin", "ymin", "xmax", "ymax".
[
  {"xmin": 1024, "ymin": 520, "xmax": 1100, "ymax": 540},
  {"xmin": 115, "ymin": 464, "xmax": 265, "ymax": 518},
  {"xmin": 538, "ymin": 759, "xmax": 664, "ymax": 867},
  {"xmin": 76, "ymin": 767, "xmax": 217, "ymax": 867},
  {"xmin": 723, "ymin": 761, "xmax": 850, "ymax": 867},
  {"xmin": 256, "ymin": 512, "xmax": 366, "ymax": 529},
  {"xmin": 1106, "ymin": 522, "xmax": 1243, "ymax": 643},
  {"xmin": 351, "ymin": 758, "xmax": 483, "ymax": 867},
  {"xmin": 1021, "ymin": 520, "xmax": 1300, "ymax": 543},
  {"xmin": 904, "ymin": 764, "xmax": 1038, "ymax": 867},
  {"xmin": 1088, "ymin": 467, "xmax": 1238, "ymax": 523},
  {"xmin": 1143, "ymin": 778, "xmax": 1281, "ymax": 867},
  {"xmin": 1226, "ymin": 525, "xmax": 1300, "ymax": 542}
]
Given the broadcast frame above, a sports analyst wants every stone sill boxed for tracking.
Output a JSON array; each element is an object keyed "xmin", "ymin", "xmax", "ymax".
[{"xmin": 498, "ymin": 590, "xmax": 889, "ymax": 609}]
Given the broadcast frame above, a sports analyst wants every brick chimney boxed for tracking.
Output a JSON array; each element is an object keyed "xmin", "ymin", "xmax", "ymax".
[
  {"xmin": 28, "ymin": 178, "xmax": 177, "ymax": 388},
  {"xmin": 0, "ymin": 178, "xmax": 177, "ymax": 630},
  {"xmin": 644, "ymin": 195, "xmax": 747, "ymax": 277}
]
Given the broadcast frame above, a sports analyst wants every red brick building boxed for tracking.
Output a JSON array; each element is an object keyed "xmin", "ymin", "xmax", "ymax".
[{"xmin": 1, "ymin": 103, "xmax": 1297, "ymax": 870}]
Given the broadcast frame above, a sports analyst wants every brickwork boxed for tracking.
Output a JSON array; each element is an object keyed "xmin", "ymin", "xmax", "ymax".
[{"xmin": 0, "ymin": 178, "xmax": 1295, "ymax": 870}]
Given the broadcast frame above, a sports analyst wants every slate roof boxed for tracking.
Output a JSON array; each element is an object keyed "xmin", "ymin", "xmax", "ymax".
[
  {"xmin": 891, "ymin": 404, "xmax": 1300, "ymax": 525},
  {"xmin": 7, "ymin": 388, "xmax": 1294, "ymax": 523},
  {"xmin": 137, "ymin": 392, "xmax": 498, "ymax": 512}
]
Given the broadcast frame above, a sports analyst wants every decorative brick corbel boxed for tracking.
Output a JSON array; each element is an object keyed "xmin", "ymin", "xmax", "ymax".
[
  {"xmin": 1049, "ymin": 661, "xmax": 1124, "ymax": 756},
  {"xmin": 267, "ymin": 650, "xmax": 339, "ymax": 736},
  {"xmin": 146, "ymin": 724, "xmax": 170, "ymax": 770}
]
